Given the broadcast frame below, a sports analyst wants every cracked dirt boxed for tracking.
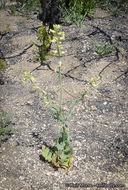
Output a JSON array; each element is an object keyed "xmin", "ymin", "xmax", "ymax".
[{"xmin": 0, "ymin": 8, "xmax": 128, "ymax": 190}]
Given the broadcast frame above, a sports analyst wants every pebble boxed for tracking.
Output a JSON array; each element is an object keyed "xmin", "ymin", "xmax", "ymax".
[
  {"xmin": 90, "ymin": 106, "xmax": 97, "ymax": 111},
  {"xmin": 73, "ymin": 161, "xmax": 78, "ymax": 167},
  {"xmin": 26, "ymin": 100, "xmax": 33, "ymax": 106},
  {"xmin": 54, "ymin": 172, "xmax": 59, "ymax": 177},
  {"xmin": 19, "ymin": 176, "xmax": 25, "ymax": 181},
  {"xmin": 74, "ymin": 141, "xmax": 82, "ymax": 147},
  {"xmin": 103, "ymin": 102, "xmax": 107, "ymax": 105}
]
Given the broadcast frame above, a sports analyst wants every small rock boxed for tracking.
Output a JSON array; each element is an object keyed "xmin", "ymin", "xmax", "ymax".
[
  {"xmin": 90, "ymin": 106, "xmax": 97, "ymax": 111},
  {"xmin": 26, "ymin": 100, "xmax": 33, "ymax": 106},
  {"xmin": 74, "ymin": 141, "xmax": 82, "ymax": 147},
  {"xmin": 19, "ymin": 176, "xmax": 25, "ymax": 181},
  {"xmin": 73, "ymin": 161, "xmax": 78, "ymax": 167},
  {"xmin": 103, "ymin": 102, "xmax": 107, "ymax": 105},
  {"xmin": 54, "ymin": 172, "xmax": 59, "ymax": 177}
]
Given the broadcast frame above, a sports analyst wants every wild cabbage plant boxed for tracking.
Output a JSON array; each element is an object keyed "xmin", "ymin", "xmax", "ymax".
[{"xmin": 23, "ymin": 25, "xmax": 99, "ymax": 169}]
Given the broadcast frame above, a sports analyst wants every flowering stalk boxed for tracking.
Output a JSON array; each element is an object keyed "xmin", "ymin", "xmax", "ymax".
[
  {"xmin": 23, "ymin": 25, "xmax": 99, "ymax": 169},
  {"xmin": 55, "ymin": 29, "xmax": 63, "ymax": 121},
  {"xmin": 50, "ymin": 25, "xmax": 66, "ymax": 123}
]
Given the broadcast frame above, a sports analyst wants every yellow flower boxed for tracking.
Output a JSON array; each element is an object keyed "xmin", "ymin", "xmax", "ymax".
[
  {"xmin": 58, "ymin": 32, "xmax": 63, "ymax": 36},
  {"xmin": 42, "ymin": 90, "xmax": 47, "ymax": 95},
  {"xmin": 30, "ymin": 76, "xmax": 36, "ymax": 84},
  {"xmin": 58, "ymin": 44, "xmax": 62, "ymax": 49},
  {"xmin": 91, "ymin": 77, "xmax": 99, "ymax": 82},
  {"xmin": 24, "ymin": 71, "xmax": 30, "ymax": 77},
  {"xmin": 61, "ymin": 51, "xmax": 67, "ymax": 55},
  {"xmin": 23, "ymin": 78, "xmax": 28, "ymax": 82},
  {"xmin": 59, "ymin": 33, "xmax": 65, "ymax": 40},
  {"xmin": 52, "ymin": 50, "xmax": 58, "ymax": 55},
  {"xmin": 85, "ymin": 87, "xmax": 90, "ymax": 92},
  {"xmin": 92, "ymin": 82, "xmax": 98, "ymax": 87},
  {"xmin": 44, "ymin": 96, "xmax": 47, "ymax": 101},
  {"xmin": 91, "ymin": 77, "xmax": 94, "ymax": 82},
  {"xmin": 53, "ymin": 25, "xmax": 61, "ymax": 31},
  {"xmin": 90, "ymin": 77, "xmax": 99, "ymax": 87},
  {"xmin": 58, "ymin": 60, "xmax": 62, "ymax": 67},
  {"xmin": 45, "ymin": 101, "xmax": 50, "ymax": 106},
  {"xmin": 51, "ymin": 37, "xmax": 58, "ymax": 43},
  {"xmin": 49, "ymin": 29, "xmax": 56, "ymax": 34},
  {"xmin": 33, "ymin": 86, "xmax": 41, "ymax": 91}
]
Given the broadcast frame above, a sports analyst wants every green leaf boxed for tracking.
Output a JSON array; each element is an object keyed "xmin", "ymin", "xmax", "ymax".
[
  {"xmin": 64, "ymin": 145, "xmax": 73, "ymax": 155},
  {"xmin": 34, "ymin": 56, "xmax": 40, "ymax": 60},
  {"xmin": 56, "ymin": 142, "xmax": 65, "ymax": 151},
  {"xmin": 42, "ymin": 145, "xmax": 52, "ymax": 162},
  {"xmin": 40, "ymin": 56, "xmax": 46, "ymax": 61},
  {"xmin": 49, "ymin": 106, "xmax": 62, "ymax": 121},
  {"xmin": 49, "ymin": 106, "xmax": 59, "ymax": 112},
  {"xmin": 59, "ymin": 152, "xmax": 68, "ymax": 163},
  {"xmin": 61, "ymin": 159, "xmax": 70, "ymax": 167}
]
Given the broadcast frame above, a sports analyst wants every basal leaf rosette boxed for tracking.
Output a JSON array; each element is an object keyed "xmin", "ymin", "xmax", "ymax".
[{"xmin": 42, "ymin": 126, "xmax": 74, "ymax": 169}]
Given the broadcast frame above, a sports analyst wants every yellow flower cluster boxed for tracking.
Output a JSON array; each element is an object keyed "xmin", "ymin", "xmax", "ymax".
[
  {"xmin": 23, "ymin": 72, "xmax": 51, "ymax": 107},
  {"xmin": 91, "ymin": 78, "xmax": 99, "ymax": 87},
  {"xmin": 50, "ymin": 25, "xmax": 67, "ymax": 56},
  {"xmin": 33, "ymin": 85, "xmax": 51, "ymax": 107},
  {"xmin": 43, "ymin": 96, "xmax": 51, "ymax": 107}
]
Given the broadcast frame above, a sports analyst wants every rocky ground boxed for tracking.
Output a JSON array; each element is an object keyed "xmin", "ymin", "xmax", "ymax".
[{"xmin": 0, "ymin": 7, "xmax": 128, "ymax": 190}]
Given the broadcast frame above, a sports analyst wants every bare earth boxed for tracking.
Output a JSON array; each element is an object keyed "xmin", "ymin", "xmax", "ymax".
[{"xmin": 0, "ymin": 8, "xmax": 128, "ymax": 190}]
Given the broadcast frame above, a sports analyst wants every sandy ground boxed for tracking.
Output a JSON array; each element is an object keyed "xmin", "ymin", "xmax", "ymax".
[{"xmin": 0, "ymin": 8, "xmax": 128, "ymax": 190}]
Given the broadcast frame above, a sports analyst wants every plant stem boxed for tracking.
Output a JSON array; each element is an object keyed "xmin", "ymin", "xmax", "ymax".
[
  {"xmin": 56, "ymin": 32, "xmax": 63, "ymax": 121},
  {"xmin": 64, "ymin": 88, "xmax": 88, "ymax": 122},
  {"xmin": 58, "ymin": 65, "xmax": 63, "ymax": 120}
]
